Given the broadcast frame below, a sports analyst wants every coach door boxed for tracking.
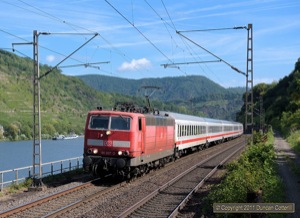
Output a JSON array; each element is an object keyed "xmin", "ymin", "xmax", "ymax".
[{"xmin": 138, "ymin": 117, "xmax": 146, "ymax": 154}]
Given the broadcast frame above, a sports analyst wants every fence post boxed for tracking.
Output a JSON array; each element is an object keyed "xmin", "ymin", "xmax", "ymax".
[
  {"xmin": 0, "ymin": 157, "xmax": 83, "ymax": 189},
  {"xmin": 51, "ymin": 163, "xmax": 54, "ymax": 176},
  {"xmin": 28, "ymin": 167, "xmax": 31, "ymax": 178},
  {"xmin": 15, "ymin": 169, "xmax": 19, "ymax": 185},
  {"xmin": 0, "ymin": 172, "xmax": 3, "ymax": 192}
]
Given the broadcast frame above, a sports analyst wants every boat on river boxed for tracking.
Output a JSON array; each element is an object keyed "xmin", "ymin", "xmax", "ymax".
[
  {"xmin": 63, "ymin": 134, "xmax": 79, "ymax": 140},
  {"xmin": 52, "ymin": 134, "xmax": 79, "ymax": 140},
  {"xmin": 52, "ymin": 135, "xmax": 65, "ymax": 140}
]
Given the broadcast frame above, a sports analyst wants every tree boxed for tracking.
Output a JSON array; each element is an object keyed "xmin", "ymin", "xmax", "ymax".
[{"xmin": 4, "ymin": 124, "xmax": 19, "ymax": 141}]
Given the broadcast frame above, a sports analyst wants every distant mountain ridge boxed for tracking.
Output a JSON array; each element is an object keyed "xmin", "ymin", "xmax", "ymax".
[
  {"xmin": 77, "ymin": 74, "xmax": 244, "ymax": 101},
  {"xmin": 77, "ymin": 74, "xmax": 244, "ymax": 120}
]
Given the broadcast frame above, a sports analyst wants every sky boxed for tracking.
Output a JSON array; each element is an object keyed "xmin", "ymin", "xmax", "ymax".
[{"xmin": 0, "ymin": 0, "xmax": 299, "ymax": 88}]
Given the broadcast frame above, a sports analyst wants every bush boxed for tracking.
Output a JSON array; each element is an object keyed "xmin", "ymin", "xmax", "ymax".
[
  {"xmin": 202, "ymin": 131, "xmax": 284, "ymax": 217},
  {"xmin": 287, "ymin": 130, "xmax": 300, "ymax": 154}
]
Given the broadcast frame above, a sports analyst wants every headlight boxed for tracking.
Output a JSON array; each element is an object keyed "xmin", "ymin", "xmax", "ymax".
[
  {"xmin": 93, "ymin": 149, "xmax": 98, "ymax": 154},
  {"xmin": 118, "ymin": 151, "xmax": 123, "ymax": 156}
]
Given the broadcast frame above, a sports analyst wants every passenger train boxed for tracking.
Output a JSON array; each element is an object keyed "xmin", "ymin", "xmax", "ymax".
[{"xmin": 83, "ymin": 104, "xmax": 243, "ymax": 179}]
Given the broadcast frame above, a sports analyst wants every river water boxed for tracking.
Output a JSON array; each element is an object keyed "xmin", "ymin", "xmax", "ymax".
[{"xmin": 0, "ymin": 137, "xmax": 84, "ymax": 172}]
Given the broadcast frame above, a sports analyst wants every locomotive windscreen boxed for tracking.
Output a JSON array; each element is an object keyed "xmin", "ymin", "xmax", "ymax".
[
  {"xmin": 111, "ymin": 116, "xmax": 131, "ymax": 130},
  {"xmin": 89, "ymin": 115, "xmax": 131, "ymax": 131}
]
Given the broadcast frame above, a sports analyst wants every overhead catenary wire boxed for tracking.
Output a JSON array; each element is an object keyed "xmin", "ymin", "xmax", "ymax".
[
  {"xmin": 143, "ymin": 0, "xmax": 247, "ymax": 80},
  {"xmin": 1, "ymin": 0, "xmax": 139, "ymax": 77},
  {"xmin": 178, "ymin": 26, "xmax": 248, "ymax": 33},
  {"xmin": 105, "ymin": 0, "xmax": 171, "ymax": 62},
  {"xmin": 105, "ymin": 0, "xmax": 176, "ymax": 66},
  {"xmin": 161, "ymin": 0, "xmax": 177, "ymax": 30},
  {"xmin": 143, "ymin": 0, "xmax": 221, "ymax": 80},
  {"xmin": 176, "ymin": 30, "xmax": 246, "ymax": 76},
  {"xmin": 22, "ymin": 0, "xmax": 151, "ymax": 77},
  {"xmin": 39, "ymin": 33, "xmax": 99, "ymax": 79}
]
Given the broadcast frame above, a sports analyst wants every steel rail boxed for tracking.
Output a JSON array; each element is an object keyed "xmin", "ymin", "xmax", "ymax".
[
  {"xmin": 117, "ymin": 140, "xmax": 245, "ymax": 218},
  {"xmin": 0, "ymin": 178, "xmax": 100, "ymax": 218},
  {"xmin": 42, "ymin": 179, "xmax": 128, "ymax": 218},
  {"xmin": 168, "ymin": 141, "xmax": 245, "ymax": 217}
]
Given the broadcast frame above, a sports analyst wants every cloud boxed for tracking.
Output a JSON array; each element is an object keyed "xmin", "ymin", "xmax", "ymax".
[
  {"xmin": 118, "ymin": 58, "xmax": 151, "ymax": 71},
  {"xmin": 46, "ymin": 55, "xmax": 55, "ymax": 63}
]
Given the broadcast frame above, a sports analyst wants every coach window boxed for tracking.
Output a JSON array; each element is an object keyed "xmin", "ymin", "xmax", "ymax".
[{"xmin": 180, "ymin": 125, "xmax": 183, "ymax": 137}]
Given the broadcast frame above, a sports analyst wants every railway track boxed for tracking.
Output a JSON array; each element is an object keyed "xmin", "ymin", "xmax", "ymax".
[
  {"xmin": 0, "ymin": 137, "xmax": 246, "ymax": 218},
  {"xmin": 0, "ymin": 178, "xmax": 124, "ymax": 218},
  {"xmin": 118, "ymin": 139, "xmax": 244, "ymax": 217}
]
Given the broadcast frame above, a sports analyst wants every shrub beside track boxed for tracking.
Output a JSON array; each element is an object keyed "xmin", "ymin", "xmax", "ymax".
[{"xmin": 202, "ymin": 130, "xmax": 285, "ymax": 217}]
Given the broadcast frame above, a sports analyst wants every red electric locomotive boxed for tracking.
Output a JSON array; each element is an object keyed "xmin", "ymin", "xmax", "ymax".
[
  {"xmin": 83, "ymin": 102, "xmax": 243, "ymax": 179},
  {"xmin": 83, "ymin": 104, "xmax": 175, "ymax": 179}
]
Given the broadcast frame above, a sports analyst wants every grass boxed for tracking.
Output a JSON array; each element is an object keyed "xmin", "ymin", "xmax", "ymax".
[
  {"xmin": 286, "ymin": 157, "xmax": 300, "ymax": 178},
  {"xmin": 0, "ymin": 178, "xmax": 33, "ymax": 195},
  {"xmin": 287, "ymin": 130, "xmax": 300, "ymax": 155}
]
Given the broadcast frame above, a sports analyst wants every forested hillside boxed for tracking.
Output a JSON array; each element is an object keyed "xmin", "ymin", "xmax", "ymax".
[
  {"xmin": 0, "ymin": 50, "xmax": 189, "ymax": 140},
  {"xmin": 78, "ymin": 75, "xmax": 244, "ymax": 120},
  {"xmin": 237, "ymin": 58, "xmax": 300, "ymax": 136}
]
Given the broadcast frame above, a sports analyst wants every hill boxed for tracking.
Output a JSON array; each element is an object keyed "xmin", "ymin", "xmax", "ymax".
[
  {"xmin": 0, "ymin": 50, "xmax": 186, "ymax": 140},
  {"xmin": 0, "ymin": 49, "xmax": 244, "ymax": 140},
  {"xmin": 78, "ymin": 75, "xmax": 244, "ymax": 120},
  {"xmin": 236, "ymin": 58, "xmax": 300, "ymax": 136}
]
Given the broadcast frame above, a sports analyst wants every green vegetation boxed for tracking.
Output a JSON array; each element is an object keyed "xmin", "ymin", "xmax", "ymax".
[
  {"xmin": 78, "ymin": 74, "xmax": 244, "ymax": 120},
  {"xmin": 237, "ymin": 58, "xmax": 300, "ymax": 137},
  {"xmin": 5, "ymin": 178, "xmax": 33, "ymax": 194},
  {"xmin": 0, "ymin": 49, "xmax": 195, "ymax": 141},
  {"xmin": 286, "ymin": 130, "xmax": 300, "ymax": 178},
  {"xmin": 202, "ymin": 130, "xmax": 285, "ymax": 217},
  {"xmin": 287, "ymin": 130, "xmax": 300, "ymax": 154}
]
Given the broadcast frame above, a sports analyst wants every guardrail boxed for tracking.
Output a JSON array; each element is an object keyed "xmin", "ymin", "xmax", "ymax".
[{"xmin": 0, "ymin": 156, "xmax": 83, "ymax": 192}]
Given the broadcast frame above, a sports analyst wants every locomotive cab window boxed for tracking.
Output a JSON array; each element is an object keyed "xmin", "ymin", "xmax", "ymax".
[
  {"xmin": 111, "ymin": 116, "xmax": 131, "ymax": 130},
  {"xmin": 89, "ymin": 115, "xmax": 131, "ymax": 131},
  {"xmin": 90, "ymin": 116, "xmax": 109, "ymax": 129}
]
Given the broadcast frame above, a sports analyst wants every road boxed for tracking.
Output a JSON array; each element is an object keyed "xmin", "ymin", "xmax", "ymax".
[{"xmin": 274, "ymin": 134, "xmax": 300, "ymax": 217}]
